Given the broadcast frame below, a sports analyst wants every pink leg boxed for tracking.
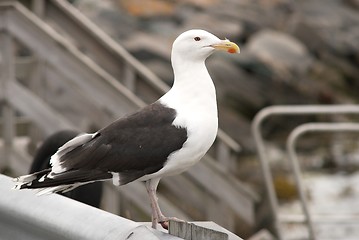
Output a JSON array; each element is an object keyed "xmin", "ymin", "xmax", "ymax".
[
  {"xmin": 145, "ymin": 178, "xmax": 185, "ymax": 229},
  {"xmin": 145, "ymin": 178, "xmax": 162, "ymax": 229}
]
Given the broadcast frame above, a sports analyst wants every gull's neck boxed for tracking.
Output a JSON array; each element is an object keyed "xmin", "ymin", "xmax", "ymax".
[
  {"xmin": 159, "ymin": 56, "xmax": 217, "ymax": 120},
  {"xmin": 170, "ymin": 57, "xmax": 216, "ymax": 101}
]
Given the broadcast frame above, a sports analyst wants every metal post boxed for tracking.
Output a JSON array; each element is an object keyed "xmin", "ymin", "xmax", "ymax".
[
  {"xmin": 287, "ymin": 122, "xmax": 359, "ymax": 240},
  {"xmin": 251, "ymin": 105, "xmax": 359, "ymax": 239},
  {"xmin": 252, "ymin": 111, "xmax": 283, "ymax": 239}
]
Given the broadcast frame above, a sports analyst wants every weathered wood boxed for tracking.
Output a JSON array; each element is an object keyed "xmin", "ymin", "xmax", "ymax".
[
  {"xmin": 101, "ymin": 180, "xmax": 191, "ymax": 222},
  {"xmin": 43, "ymin": 63, "xmax": 114, "ymax": 129},
  {"xmin": 122, "ymin": 62, "xmax": 137, "ymax": 93},
  {"xmin": 1, "ymin": 104, "xmax": 15, "ymax": 168},
  {"xmin": 31, "ymin": 0, "xmax": 45, "ymax": 18},
  {"xmin": 0, "ymin": 29, "xmax": 16, "ymax": 170},
  {"xmin": 161, "ymin": 174, "xmax": 209, "ymax": 219},
  {"xmin": 0, "ymin": 117, "xmax": 30, "ymax": 137},
  {"xmin": 216, "ymin": 140, "xmax": 233, "ymax": 171},
  {"xmin": 27, "ymin": 56, "xmax": 46, "ymax": 151},
  {"xmin": 47, "ymin": 0, "xmax": 169, "ymax": 94},
  {"xmin": 5, "ymin": 2, "xmax": 145, "ymax": 116},
  {"xmin": 6, "ymin": 81, "xmax": 74, "ymax": 136},
  {"xmin": 0, "ymin": 137, "xmax": 32, "ymax": 175},
  {"xmin": 169, "ymin": 221, "xmax": 228, "ymax": 240},
  {"xmin": 187, "ymin": 156, "xmax": 258, "ymax": 225}
]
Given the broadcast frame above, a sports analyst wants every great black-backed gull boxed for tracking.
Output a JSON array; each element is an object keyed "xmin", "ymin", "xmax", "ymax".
[{"xmin": 13, "ymin": 29, "xmax": 240, "ymax": 229}]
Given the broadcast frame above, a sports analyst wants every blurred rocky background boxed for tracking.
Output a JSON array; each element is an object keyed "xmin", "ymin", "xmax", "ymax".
[
  {"xmin": 73, "ymin": 0, "xmax": 359, "ymax": 148},
  {"xmin": 71, "ymin": 1, "xmax": 359, "ymax": 237}
]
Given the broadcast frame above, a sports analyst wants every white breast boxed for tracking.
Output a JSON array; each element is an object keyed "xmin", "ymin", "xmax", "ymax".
[{"xmin": 150, "ymin": 68, "xmax": 218, "ymax": 177}]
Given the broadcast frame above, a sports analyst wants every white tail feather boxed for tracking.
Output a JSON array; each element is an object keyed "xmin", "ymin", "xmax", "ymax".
[
  {"xmin": 50, "ymin": 133, "xmax": 96, "ymax": 173},
  {"xmin": 13, "ymin": 174, "xmax": 37, "ymax": 184}
]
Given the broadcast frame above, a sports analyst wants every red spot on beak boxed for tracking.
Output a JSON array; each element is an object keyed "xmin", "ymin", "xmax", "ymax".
[{"xmin": 228, "ymin": 48, "xmax": 237, "ymax": 54}]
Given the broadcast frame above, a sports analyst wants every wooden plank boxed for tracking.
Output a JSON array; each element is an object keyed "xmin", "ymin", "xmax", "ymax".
[
  {"xmin": 187, "ymin": 156, "xmax": 257, "ymax": 225},
  {"xmin": 1, "ymin": 104, "xmax": 15, "ymax": 168},
  {"xmin": 104, "ymin": 181, "xmax": 190, "ymax": 221},
  {"xmin": 191, "ymin": 223, "xmax": 228, "ymax": 240},
  {"xmin": 47, "ymin": 0, "xmax": 169, "ymax": 94},
  {"xmin": 45, "ymin": 0, "xmax": 125, "ymax": 82},
  {"xmin": 0, "ymin": 138, "xmax": 32, "ymax": 175},
  {"xmin": 27, "ymin": 56, "xmax": 46, "ymax": 150},
  {"xmin": 0, "ymin": 117, "xmax": 31, "ymax": 136},
  {"xmin": 43, "ymin": 63, "xmax": 114, "ymax": 129},
  {"xmin": 5, "ymin": 2, "xmax": 145, "ymax": 117},
  {"xmin": 45, "ymin": 0, "xmax": 162, "ymax": 104},
  {"xmin": 31, "ymin": 0, "xmax": 45, "ymax": 18},
  {"xmin": 169, "ymin": 221, "xmax": 228, "ymax": 240},
  {"xmin": 170, "ymin": 221, "xmax": 192, "ymax": 240},
  {"xmin": 122, "ymin": 63, "xmax": 136, "ymax": 93},
  {"xmin": 0, "ymin": 28, "xmax": 16, "ymax": 170},
  {"xmin": 127, "ymin": 183, "xmax": 190, "ymax": 220},
  {"xmin": 6, "ymin": 81, "xmax": 74, "ymax": 136},
  {"xmin": 162, "ymin": 174, "xmax": 208, "ymax": 218}
]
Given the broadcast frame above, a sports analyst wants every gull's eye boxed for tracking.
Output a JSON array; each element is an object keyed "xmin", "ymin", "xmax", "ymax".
[{"xmin": 194, "ymin": 37, "xmax": 201, "ymax": 41}]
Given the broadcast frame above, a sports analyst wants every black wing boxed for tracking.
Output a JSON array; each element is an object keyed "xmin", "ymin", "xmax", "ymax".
[{"xmin": 58, "ymin": 102, "xmax": 188, "ymax": 184}]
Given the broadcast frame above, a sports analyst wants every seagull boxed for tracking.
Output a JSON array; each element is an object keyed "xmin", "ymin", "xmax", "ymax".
[{"xmin": 13, "ymin": 29, "xmax": 240, "ymax": 229}]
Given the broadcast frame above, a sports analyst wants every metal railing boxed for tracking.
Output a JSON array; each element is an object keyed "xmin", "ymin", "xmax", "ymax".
[
  {"xmin": 0, "ymin": 172, "xmax": 243, "ymax": 239},
  {"xmin": 286, "ymin": 122, "xmax": 359, "ymax": 240},
  {"xmin": 251, "ymin": 105, "xmax": 359, "ymax": 240},
  {"xmin": 0, "ymin": 174, "xmax": 193, "ymax": 240}
]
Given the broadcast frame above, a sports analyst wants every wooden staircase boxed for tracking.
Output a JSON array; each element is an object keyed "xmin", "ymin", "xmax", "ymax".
[{"xmin": 0, "ymin": 0, "xmax": 258, "ymax": 235}]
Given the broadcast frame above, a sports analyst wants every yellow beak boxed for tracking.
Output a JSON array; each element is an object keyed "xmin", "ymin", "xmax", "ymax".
[{"xmin": 211, "ymin": 39, "xmax": 240, "ymax": 54}]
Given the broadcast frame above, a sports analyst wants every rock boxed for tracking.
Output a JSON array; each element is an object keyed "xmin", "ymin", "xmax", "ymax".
[
  {"xmin": 116, "ymin": 0, "xmax": 175, "ymax": 17},
  {"xmin": 291, "ymin": 0, "xmax": 359, "ymax": 57},
  {"xmin": 123, "ymin": 32, "xmax": 172, "ymax": 59},
  {"xmin": 245, "ymin": 30, "xmax": 313, "ymax": 80},
  {"xmin": 180, "ymin": 13, "xmax": 244, "ymax": 40},
  {"xmin": 343, "ymin": 0, "xmax": 359, "ymax": 9},
  {"xmin": 75, "ymin": 0, "xmax": 139, "ymax": 39}
]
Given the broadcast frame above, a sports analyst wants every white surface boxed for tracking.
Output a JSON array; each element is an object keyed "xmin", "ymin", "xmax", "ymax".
[{"xmin": 280, "ymin": 172, "xmax": 359, "ymax": 239}]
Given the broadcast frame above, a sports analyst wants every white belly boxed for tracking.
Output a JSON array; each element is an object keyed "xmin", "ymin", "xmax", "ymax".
[
  {"xmin": 141, "ymin": 100, "xmax": 218, "ymax": 180},
  {"xmin": 141, "ymin": 69, "xmax": 218, "ymax": 180}
]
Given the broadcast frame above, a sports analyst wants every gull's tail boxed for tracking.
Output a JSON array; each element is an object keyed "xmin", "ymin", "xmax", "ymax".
[{"xmin": 13, "ymin": 168, "xmax": 112, "ymax": 195}]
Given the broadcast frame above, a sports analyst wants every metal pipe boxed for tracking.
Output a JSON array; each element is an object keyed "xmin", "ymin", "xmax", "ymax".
[
  {"xmin": 287, "ymin": 122, "xmax": 359, "ymax": 240},
  {"xmin": 251, "ymin": 105, "xmax": 359, "ymax": 239}
]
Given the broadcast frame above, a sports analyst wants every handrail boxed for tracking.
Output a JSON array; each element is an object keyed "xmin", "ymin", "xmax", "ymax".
[
  {"xmin": 251, "ymin": 105, "xmax": 359, "ymax": 239},
  {"xmin": 0, "ymin": 174, "xmax": 182, "ymax": 240},
  {"xmin": 49, "ymin": 0, "xmax": 170, "ymax": 94},
  {"xmin": 286, "ymin": 122, "xmax": 359, "ymax": 240}
]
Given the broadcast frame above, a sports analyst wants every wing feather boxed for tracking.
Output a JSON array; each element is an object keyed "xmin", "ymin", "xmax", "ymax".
[{"xmin": 54, "ymin": 103, "xmax": 187, "ymax": 183}]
